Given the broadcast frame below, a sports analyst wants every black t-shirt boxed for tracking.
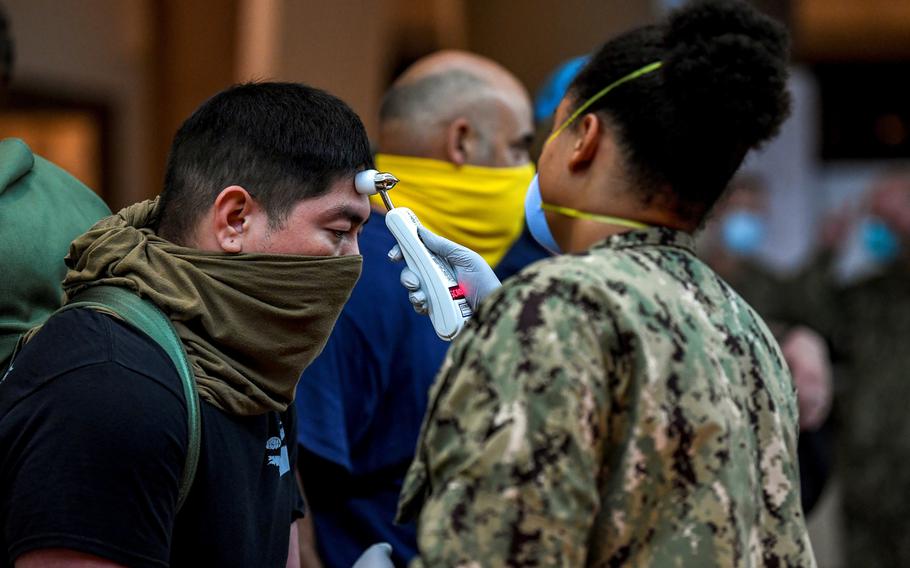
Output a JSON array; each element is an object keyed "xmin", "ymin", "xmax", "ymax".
[{"xmin": 0, "ymin": 309, "xmax": 303, "ymax": 567}]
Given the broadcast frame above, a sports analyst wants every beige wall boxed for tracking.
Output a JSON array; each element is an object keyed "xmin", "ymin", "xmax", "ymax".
[
  {"xmin": 15, "ymin": 0, "xmax": 903, "ymax": 210},
  {"xmin": 466, "ymin": 0, "xmax": 656, "ymax": 95},
  {"xmin": 4, "ymin": 0, "xmax": 154, "ymax": 208},
  {"xmin": 149, "ymin": 0, "xmax": 239, "ymax": 199},
  {"xmin": 271, "ymin": 0, "xmax": 471, "ymax": 139},
  {"xmin": 273, "ymin": 0, "xmax": 655, "ymax": 138},
  {"xmin": 275, "ymin": 0, "xmax": 393, "ymax": 138},
  {"xmin": 2, "ymin": 0, "xmax": 656, "ymax": 206}
]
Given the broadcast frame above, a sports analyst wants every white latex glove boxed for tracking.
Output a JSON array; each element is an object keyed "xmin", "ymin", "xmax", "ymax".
[
  {"xmin": 351, "ymin": 543, "xmax": 393, "ymax": 568},
  {"xmin": 389, "ymin": 226, "xmax": 502, "ymax": 314}
]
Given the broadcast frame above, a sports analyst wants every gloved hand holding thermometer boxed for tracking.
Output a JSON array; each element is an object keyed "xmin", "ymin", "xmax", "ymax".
[
  {"xmin": 389, "ymin": 227, "xmax": 502, "ymax": 317},
  {"xmin": 355, "ymin": 170, "xmax": 491, "ymax": 340}
]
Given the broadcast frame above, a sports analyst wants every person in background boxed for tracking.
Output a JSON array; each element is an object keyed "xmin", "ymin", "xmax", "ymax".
[
  {"xmin": 698, "ymin": 174, "xmax": 782, "ymax": 312},
  {"xmin": 395, "ymin": 0, "xmax": 815, "ymax": 564},
  {"xmin": 0, "ymin": 5, "xmax": 111, "ymax": 369},
  {"xmin": 699, "ymin": 174, "xmax": 833, "ymax": 514},
  {"xmin": 294, "ymin": 50, "xmax": 534, "ymax": 567},
  {"xmin": 811, "ymin": 170, "xmax": 910, "ymax": 567},
  {"xmin": 377, "ymin": 50, "xmax": 539, "ymax": 281},
  {"xmin": 1, "ymin": 82, "xmax": 375, "ymax": 567}
]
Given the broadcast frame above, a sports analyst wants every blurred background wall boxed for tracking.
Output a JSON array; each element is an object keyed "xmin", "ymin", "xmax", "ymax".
[
  {"xmin": 2, "ymin": 1, "xmax": 910, "ymax": 565},
  {"xmin": 1, "ymin": 0, "xmax": 152, "ymax": 207},
  {"xmin": 1, "ymin": 0, "xmax": 907, "ymax": 272},
  {"xmin": 1, "ymin": 0, "xmax": 654, "ymax": 209},
  {"xmin": 2, "ymin": 0, "xmax": 909, "ymax": 259}
]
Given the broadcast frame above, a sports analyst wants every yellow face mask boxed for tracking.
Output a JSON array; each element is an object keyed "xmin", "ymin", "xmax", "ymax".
[{"xmin": 373, "ymin": 154, "xmax": 535, "ymax": 267}]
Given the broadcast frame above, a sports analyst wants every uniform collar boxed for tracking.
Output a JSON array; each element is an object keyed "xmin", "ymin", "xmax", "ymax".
[{"xmin": 590, "ymin": 226, "xmax": 696, "ymax": 255}]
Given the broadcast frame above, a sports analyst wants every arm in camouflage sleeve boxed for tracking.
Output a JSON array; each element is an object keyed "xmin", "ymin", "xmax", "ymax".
[{"xmin": 409, "ymin": 273, "xmax": 612, "ymax": 567}]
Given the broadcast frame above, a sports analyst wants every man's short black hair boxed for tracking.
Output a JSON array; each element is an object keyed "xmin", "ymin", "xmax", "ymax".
[{"xmin": 157, "ymin": 82, "xmax": 373, "ymax": 244}]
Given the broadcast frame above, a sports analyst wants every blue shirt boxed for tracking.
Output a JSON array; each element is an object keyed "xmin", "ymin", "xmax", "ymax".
[
  {"xmin": 295, "ymin": 217, "xmax": 548, "ymax": 567},
  {"xmin": 295, "ymin": 214, "xmax": 449, "ymax": 567}
]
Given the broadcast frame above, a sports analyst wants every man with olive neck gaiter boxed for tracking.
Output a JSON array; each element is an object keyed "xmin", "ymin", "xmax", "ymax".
[
  {"xmin": 0, "ymin": 82, "xmax": 372, "ymax": 568},
  {"xmin": 293, "ymin": 51, "xmax": 538, "ymax": 567}
]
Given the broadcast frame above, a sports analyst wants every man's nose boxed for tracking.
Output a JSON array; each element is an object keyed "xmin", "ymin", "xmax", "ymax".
[{"xmin": 343, "ymin": 237, "xmax": 360, "ymax": 257}]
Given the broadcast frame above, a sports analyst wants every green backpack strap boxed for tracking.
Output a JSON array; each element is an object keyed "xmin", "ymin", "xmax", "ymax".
[{"xmin": 58, "ymin": 285, "xmax": 201, "ymax": 512}]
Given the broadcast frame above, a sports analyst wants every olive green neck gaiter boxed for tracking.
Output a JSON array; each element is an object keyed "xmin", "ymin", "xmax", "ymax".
[{"xmin": 63, "ymin": 199, "xmax": 362, "ymax": 416}]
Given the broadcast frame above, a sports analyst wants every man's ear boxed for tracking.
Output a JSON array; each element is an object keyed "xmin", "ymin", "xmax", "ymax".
[
  {"xmin": 567, "ymin": 113, "xmax": 602, "ymax": 173},
  {"xmin": 212, "ymin": 185, "xmax": 255, "ymax": 253},
  {"xmin": 445, "ymin": 117, "xmax": 470, "ymax": 166}
]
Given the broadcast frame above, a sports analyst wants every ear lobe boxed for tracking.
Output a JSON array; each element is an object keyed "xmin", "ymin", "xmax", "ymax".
[
  {"xmin": 445, "ymin": 117, "xmax": 470, "ymax": 166},
  {"xmin": 567, "ymin": 113, "xmax": 601, "ymax": 172},
  {"xmin": 212, "ymin": 185, "xmax": 254, "ymax": 253}
]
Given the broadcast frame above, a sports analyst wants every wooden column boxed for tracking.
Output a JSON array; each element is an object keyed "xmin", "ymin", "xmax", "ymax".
[{"xmin": 149, "ymin": 0, "xmax": 239, "ymax": 196}]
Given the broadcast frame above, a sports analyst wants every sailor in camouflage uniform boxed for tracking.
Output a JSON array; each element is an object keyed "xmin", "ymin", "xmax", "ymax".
[
  {"xmin": 393, "ymin": 1, "xmax": 816, "ymax": 566},
  {"xmin": 398, "ymin": 227, "xmax": 813, "ymax": 566}
]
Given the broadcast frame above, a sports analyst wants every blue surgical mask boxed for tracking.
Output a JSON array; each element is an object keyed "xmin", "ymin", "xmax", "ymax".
[
  {"xmin": 721, "ymin": 210, "xmax": 766, "ymax": 256},
  {"xmin": 524, "ymin": 174, "xmax": 561, "ymax": 255},
  {"xmin": 861, "ymin": 218, "xmax": 900, "ymax": 263}
]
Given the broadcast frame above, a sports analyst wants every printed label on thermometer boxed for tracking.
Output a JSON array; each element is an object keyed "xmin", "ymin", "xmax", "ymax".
[{"xmin": 385, "ymin": 206, "xmax": 471, "ymax": 341}]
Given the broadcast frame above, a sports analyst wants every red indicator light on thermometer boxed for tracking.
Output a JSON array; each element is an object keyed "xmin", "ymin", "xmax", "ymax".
[{"xmin": 448, "ymin": 286, "xmax": 466, "ymax": 300}]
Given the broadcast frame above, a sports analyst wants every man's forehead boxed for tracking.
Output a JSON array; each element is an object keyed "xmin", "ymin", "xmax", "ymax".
[{"xmin": 309, "ymin": 175, "xmax": 370, "ymax": 212}]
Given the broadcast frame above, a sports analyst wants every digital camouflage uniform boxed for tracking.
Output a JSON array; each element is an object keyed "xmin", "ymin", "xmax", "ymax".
[
  {"xmin": 702, "ymin": 258, "xmax": 832, "ymax": 515},
  {"xmin": 397, "ymin": 228, "xmax": 815, "ymax": 567}
]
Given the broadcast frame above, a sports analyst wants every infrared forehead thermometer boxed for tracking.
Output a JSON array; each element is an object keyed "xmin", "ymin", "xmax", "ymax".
[{"xmin": 355, "ymin": 169, "xmax": 472, "ymax": 341}]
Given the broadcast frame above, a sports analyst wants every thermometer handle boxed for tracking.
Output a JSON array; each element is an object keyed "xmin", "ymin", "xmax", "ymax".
[{"xmin": 385, "ymin": 208, "xmax": 472, "ymax": 341}]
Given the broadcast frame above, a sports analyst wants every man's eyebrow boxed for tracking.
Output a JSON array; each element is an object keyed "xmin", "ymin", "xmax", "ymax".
[{"xmin": 321, "ymin": 205, "xmax": 369, "ymax": 226}]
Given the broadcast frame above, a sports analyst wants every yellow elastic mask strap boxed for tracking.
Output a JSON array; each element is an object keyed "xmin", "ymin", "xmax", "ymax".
[
  {"xmin": 546, "ymin": 61, "xmax": 663, "ymax": 146},
  {"xmin": 542, "ymin": 203, "xmax": 649, "ymax": 230}
]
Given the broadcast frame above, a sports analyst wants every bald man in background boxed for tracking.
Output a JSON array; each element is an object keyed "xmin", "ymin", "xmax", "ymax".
[
  {"xmin": 295, "ymin": 51, "xmax": 537, "ymax": 567},
  {"xmin": 378, "ymin": 51, "xmax": 532, "ymax": 168}
]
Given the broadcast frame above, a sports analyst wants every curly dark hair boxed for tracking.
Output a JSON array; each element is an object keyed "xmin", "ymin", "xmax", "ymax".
[{"xmin": 567, "ymin": 0, "xmax": 791, "ymax": 221}]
